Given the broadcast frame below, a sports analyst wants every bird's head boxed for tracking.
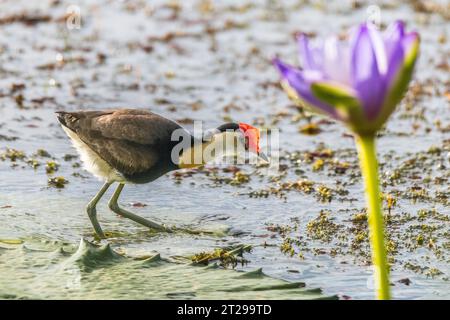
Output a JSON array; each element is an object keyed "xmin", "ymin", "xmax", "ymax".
[{"xmin": 204, "ymin": 122, "xmax": 269, "ymax": 162}]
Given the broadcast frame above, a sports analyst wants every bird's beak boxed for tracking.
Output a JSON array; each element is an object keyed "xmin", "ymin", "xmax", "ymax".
[{"xmin": 258, "ymin": 151, "xmax": 269, "ymax": 163}]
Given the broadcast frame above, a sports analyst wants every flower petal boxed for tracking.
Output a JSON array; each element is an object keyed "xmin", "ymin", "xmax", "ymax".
[
  {"xmin": 383, "ymin": 30, "xmax": 419, "ymax": 104},
  {"xmin": 297, "ymin": 34, "xmax": 323, "ymax": 70},
  {"xmin": 273, "ymin": 58, "xmax": 338, "ymax": 118},
  {"xmin": 383, "ymin": 21, "xmax": 405, "ymax": 58},
  {"xmin": 368, "ymin": 24, "xmax": 388, "ymax": 75},
  {"xmin": 374, "ymin": 31, "xmax": 420, "ymax": 130},
  {"xmin": 384, "ymin": 22, "xmax": 405, "ymax": 87},
  {"xmin": 350, "ymin": 24, "xmax": 386, "ymax": 120},
  {"xmin": 323, "ymin": 36, "xmax": 351, "ymax": 84},
  {"xmin": 402, "ymin": 32, "xmax": 420, "ymax": 59}
]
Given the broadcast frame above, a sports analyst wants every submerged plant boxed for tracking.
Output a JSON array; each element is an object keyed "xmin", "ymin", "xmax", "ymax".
[{"xmin": 274, "ymin": 21, "xmax": 420, "ymax": 299}]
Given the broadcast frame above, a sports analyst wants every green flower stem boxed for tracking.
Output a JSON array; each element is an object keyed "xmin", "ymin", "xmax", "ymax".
[{"xmin": 355, "ymin": 134, "xmax": 391, "ymax": 300}]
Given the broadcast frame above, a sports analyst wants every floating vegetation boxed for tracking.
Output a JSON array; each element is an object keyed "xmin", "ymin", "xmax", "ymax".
[
  {"xmin": 45, "ymin": 161, "xmax": 60, "ymax": 174},
  {"xmin": 289, "ymin": 179, "xmax": 315, "ymax": 193},
  {"xmin": 382, "ymin": 193, "xmax": 397, "ymax": 214},
  {"xmin": 312, "ymin": 159, "xmax": 325, "ymax": 171},
  {"xmin": 299, "ymin": 123, "xmax": 321, "ymax": 135},
  {"xmin": 229, "ymin": 172, "xmax": 250, "ymax": 185},
  {"xmin": 271, "ymin": 204, "xmax": 450, "ymax": 281},
  {"xmin": 191, "ymin": 245, "xmax": 252, "ymax": 269},
  {"xmin": 35, "ymin": 149, "xmax": 51, "ymax": 158},
  {"xmin": 306, "ymin": 211, "xmax": 341, "ymax": 242},
  {"xmin": 26, "ymin": 158, "xmax": 40, "ymax": 169},
  {"xmin": 63, "ymin": 154, "xmax": 77, "ymax": 161},
  {"xmin": 316, "ymin": 185, "xmax": 332, "ymax": 202},
  {"xmin": 48, "ymin": 176, "xmax": 68, "ymax": 188},
  {"xmin": 266, "ymin": 223, "xmax": 295, "ymax": 237},
  {"xmin": 0, "ymin": 148, "xmax": 26, "ymax": 162}
]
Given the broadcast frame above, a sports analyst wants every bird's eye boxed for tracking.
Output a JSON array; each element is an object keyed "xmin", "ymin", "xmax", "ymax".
[{"xmin": 245, "ymin": 136, "xmax": 249, "ymax": 149}]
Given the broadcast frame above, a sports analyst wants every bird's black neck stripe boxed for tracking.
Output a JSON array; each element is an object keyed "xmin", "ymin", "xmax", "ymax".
[{"xmin": 216, "ymin": 123, "xmax": 240, "ymax": 133}]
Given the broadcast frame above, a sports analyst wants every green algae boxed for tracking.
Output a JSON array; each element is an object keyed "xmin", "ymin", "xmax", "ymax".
[
  {"xmin": 0, "ymin": 148, "xmax": 26, "ymax": 162},
  {"xmin": 191, "ymin": 245, "xmax": 252, "ymax": 268},
  {"xmin": 45, "ymin": 161, "xmax": 60, "ymax": 174},
  {"xmin": 48, "ymin": 176, "xmax": 68, "ymax": 188}
]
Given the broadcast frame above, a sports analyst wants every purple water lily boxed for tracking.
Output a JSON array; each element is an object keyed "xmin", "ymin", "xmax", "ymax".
[
  {"xmin": 274, "ymin": 21, "xmax": 421, "ymax": 299},
  {"xmin": 274, "ymin": 21, "xmax": 419, "ymax": 135}
]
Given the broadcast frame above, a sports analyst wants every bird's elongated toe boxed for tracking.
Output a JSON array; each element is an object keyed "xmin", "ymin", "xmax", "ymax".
[{"xmin": 108, "ymin": 183, "xmax": 173, "ymax": 233}]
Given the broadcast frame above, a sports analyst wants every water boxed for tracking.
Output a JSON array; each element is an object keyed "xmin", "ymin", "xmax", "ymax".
[{"xmin": 0, "ymin": 0, "xmax": 449, "ymax": 299}]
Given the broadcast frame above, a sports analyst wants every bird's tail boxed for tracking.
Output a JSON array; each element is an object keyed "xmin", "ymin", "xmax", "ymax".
[{"xmin": 55, "ymin": 111, "xmax": 80, "ymax": 132}]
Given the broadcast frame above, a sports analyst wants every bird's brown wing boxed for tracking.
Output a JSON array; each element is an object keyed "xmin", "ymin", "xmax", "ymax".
[{"xmin": 57, "ymin": 109, "xmax": 183, "ymax": 175}]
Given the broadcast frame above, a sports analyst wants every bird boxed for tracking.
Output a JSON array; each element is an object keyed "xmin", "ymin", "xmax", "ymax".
[{"xmin": 56, "ymin": 109, "xmax": 268, "ymax": 239}]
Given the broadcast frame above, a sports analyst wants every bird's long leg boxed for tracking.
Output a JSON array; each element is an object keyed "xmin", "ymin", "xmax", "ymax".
[
  {"xmin": 108, "ymin": 183, "xmax": 172, "ymax": 233},
  {"xmin": 86, "ymin": 181, "xmax": 113, "ymax": 239}
]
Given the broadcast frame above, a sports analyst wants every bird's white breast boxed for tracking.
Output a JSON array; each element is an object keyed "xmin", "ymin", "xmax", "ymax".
[{"xmin": 62, "ymin": 126, "xmax": 125, "ymax": 183}]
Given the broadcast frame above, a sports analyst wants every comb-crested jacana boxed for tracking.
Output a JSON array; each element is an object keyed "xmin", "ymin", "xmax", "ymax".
[{"xmin": 57, "ymin": 109, "xmax": 267, "ymax": 238}]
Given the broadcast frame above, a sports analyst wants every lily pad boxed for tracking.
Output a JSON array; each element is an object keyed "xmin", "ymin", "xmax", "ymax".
[{"xmin": 0, "ymin": 238, "xmax": 336, "ymax": 300}]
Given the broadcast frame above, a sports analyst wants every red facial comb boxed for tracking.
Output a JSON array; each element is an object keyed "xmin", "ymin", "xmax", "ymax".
[{"xmin": 238, "ymin": 123, "xmax": 260, "ymax": 153}]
